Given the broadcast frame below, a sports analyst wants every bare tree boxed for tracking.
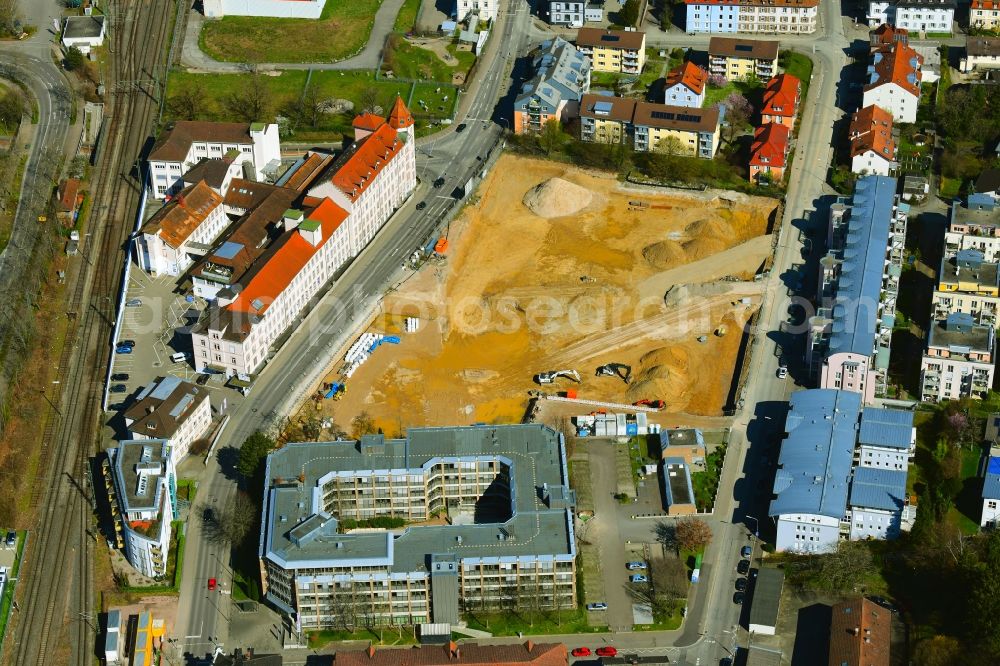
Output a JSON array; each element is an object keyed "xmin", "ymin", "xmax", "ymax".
[
  {"xmin": 351, "ymin": 411, "xmax": 377, "ymax": 439},
  {"xmin": 203, "ymin": 492, "xmax": 257, "ymax": 546},
  {"xmin": 168, "ymin": 80, "xmax": 208, "ymax": 120},
  {"xmin": 359, "ymin": 86, "xmax": 380, "ymax": 115},
  {"xmin": 225, "ymin": 73, "xmax": 271, "ymax": 123},
  {"xmin": 675, "ymin": 517, "xmax": 713, "ymax": 552}
]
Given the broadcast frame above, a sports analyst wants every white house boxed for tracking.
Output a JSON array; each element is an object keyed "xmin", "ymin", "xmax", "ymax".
[
  {"xmin": 849, "ymin": 105, "xmax": 897, "ymax": 176},
  {"xmin": 961, "ymin": 37, "xmax": 1000, "ymax": 73},
  {"xmin": 664, "ymin": 62, "xmax": 707, "ymax": 108},
  {"xmin": 862, "ymin": 43, "xmax": 923, "ymax": 123},
  {"xmin": 124, "ymin": 376, "xmax": 213, "ymax": 463},
  {"xmin": 135, "ymin": 180, "xmax": 227, "ymax": 277},
  {"xmin": 982, "ymin": 456, "xmax": 1000, "ymax": 527},
  {"xmin": 181, "ymin": 157, "xmax": 244, "ymax": 198},
  {"xmin": 685, "ymin": 0, "xmax": 819, "ymax": 34},
  {"xmin": 867, "ymin": 0, "xmax": 955, "ymax": 33},
  {"xmin": 456, "ymin": 0, "xmax": 497, "ymax": 21},
  {"xmin": 202, "ymin": 0, "xmax": 327, "ymax": 18},
  {"xmin": 848, "ymin": 467, "xmax": 908, "ymax": 541},
  {"xmin": 857, "ymin": 407, "xmax": 916, "ymax": 471},
  {"xmin": 147, "ymin": 121, "xmax": 281, "ymax": 200},
  {"xmin": 62, "ymin": 16, "xmax": 106, "ymax": 54},
  {"xmin": 107, "ymin": 440, "xmax": 175, "ymax": 578}
]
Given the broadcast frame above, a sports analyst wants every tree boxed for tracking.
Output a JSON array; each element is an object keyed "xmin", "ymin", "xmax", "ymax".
[
  {"xmin": 913, "ymin": 635, "xmax": 962, "ymax": 666},
  {"xmin": 675, "ymin": 517, "xmax": 713, "ymax": 552},
  {"xmin": 538, "ymin": 118, "xmax": 568, "ymax": 156},
  {"xmin": 0, "ymin": 88, "xmax": 25, "ymax": 130},
  {"xmin": 707, "ymin": 73, "xmax": 728, "ymax": 88},
  {"xmin": 359, "ymin": 86, "xmax": 381, "ymax": 115},
  {"xmin": 617, "ymin": 0, "xmax": 640, "ymax": 27},
  {"xmin": 351, "ymin": 411, "xmax": 377, "ymax": 439},
  {"xmin": 301, "ymin": 416, "xmax": 323, "ymax": 441},
  {"xmin": 167, "ymin": 80, "xmax": 208, "ymax": 120},
  {"xmin": 225, "ymin": 73, "xmax": 271, "ymax": 123},
  {"xmin": 657, "ymin": 135, "xmax": 683, "ymax": 156},
  {"xmin": 64, "ymin": 46, "xmax": 85, "ymax": 72},
  {"xmin": 717, "ymin": 92, "xmax": 752, "ymax": 144},
  {"xmin": 237, "ymin": 430, "xmax": 275, "ymax": 480},
  {"xmin": 203, "ymin": 491, "xmax": 257, "ymax": 546},
  {"xmin": 295, "ymin": 82, "xmax": 330, "ymax": 129},
  {"xmin": 654, "ymin": 520, "xmax": 678, "ymax": 554}
]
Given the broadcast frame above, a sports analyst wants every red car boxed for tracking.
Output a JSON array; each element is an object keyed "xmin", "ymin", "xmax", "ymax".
[
  {"xmin": 571, "ymin": 648, "xmax": 592, "ymax": 658},
  {"xmin": 595, "ymin": 647, "xmax": 617, "ymax": 657},
  {"xmin": 207, "ymin": 578, "xmax": 217, "ymax": 591}
]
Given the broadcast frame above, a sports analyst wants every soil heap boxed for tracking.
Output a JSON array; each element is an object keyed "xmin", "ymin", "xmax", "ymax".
[{"xmin": 522, "ymin": 177, "xmax": 593, "ymax": 218}]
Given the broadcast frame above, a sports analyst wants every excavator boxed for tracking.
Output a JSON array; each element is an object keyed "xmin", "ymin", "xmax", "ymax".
[
  {"xmin": 596, "ymin": 363, "xmax": 632, "ymax": 384},
  {"xmin": 633, "ymin": 399, "xmax": 665, "ymax": 410},
  {"xmin": 535, "ymin": 369, "xmax": 582, "ymax": 385}
]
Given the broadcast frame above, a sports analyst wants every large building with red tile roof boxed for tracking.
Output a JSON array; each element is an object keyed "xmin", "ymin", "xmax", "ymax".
[
  {"xmin": 760, "ymin": 73, "xmax": 801, "ymax": 129},
  {"xmin": 334, "ymin": 643, "xmax": 567, "ymax": 666},
  {"xmin": 748, "ymin": 122, "xmax": 790, "ymax": 184},
  {"xmin": 137, "ymin": 180, "xmax": 227, "ymax": 276},
  {"xmin": 863, "ymin": 42, "xmax": 923, "ymax": 123},
  {"xmin": 664, "ymin": 61, "xmax": 708, "ymax": 108},
  {"xmin": 972, "ymin": 0, "xmax": 1000, "ymax": 29},
  {"xmin": 828, "ymin": 597, "xmax": 891, "ymax": 666},
  {"xmin": 869, "ymin": 23, "xmax": 908, "ymax": 52},
  {"xmin": 849, "ymin": 105, "xmax": 897, "ymax": 176}
]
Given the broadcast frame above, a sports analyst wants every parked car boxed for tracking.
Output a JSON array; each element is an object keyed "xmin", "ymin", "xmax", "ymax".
[
  {"xmin": 586, "ymin": 602, "xmax": 608, "ymax": 611},
  {"xmin": 595, "ymin": 648, "xmax": 617, "ymax": 657},
  {"xmin": 115, "ymin": 345, "xmax": 133, "ymax": 354},
  {"xmin": 416, "ymin": 201, "xmax": 427, "ymax": 210},
  {"xmin": 110, "ymin": 384, "xmax": 128, "ymax": 394},
  {"xmin": 741, "ymin": 545, "xmax": 752, "ymax": 559},
  {"xmin": 777, "ymin": 366, "xmax": 788, "ymax": 379},
  {"xmin": 571, "ymin": 648, "xmax": 591, "ymax": 657},
  {"xmin": 125, "ymin": 298, "xmax": 142, "ymax": 307},
  {"xmin": 196, "ymin": 374, "xmax": 210, "ymax": 386},
  {"xmin": 626, "ymin": 561, "xmax": 647, "ymax": 570},
  {"xmin": 736, "ymin": 559, "xmax": 750, "ymax": 575},
  {"xmin": 629, "ymin": 574, "xmax": 648, "ymax": 583},
  {"xmin": 455, "ymin": 123, "xmax": 467, "ymax": 133},
  {"xmin": 118, "ymin": 339, "xmax": 136, "ymax": 348},
  {"xmin": 207, "ymin": 578, "xmax": 217, "ymax": 591},
  {"xmin": 111, "ymin": 373, "xmax": 129, "ymax": 382},
  {"xmin": 5, "ymin": 531, "xmax": 15, "ymax": 548},
  {"xmin": 735, "ymin": 578, "xmax": 748, "ymax": 592},
  {"xmin": 733, "ymin": 592, "xmax": 745, "ymax": 605}
]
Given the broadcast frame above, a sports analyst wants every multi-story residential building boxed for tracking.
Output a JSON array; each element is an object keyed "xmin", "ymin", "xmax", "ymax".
[
  {"xmin": 106, "ymin": 440, "xmax": 175, "ymax": 578},
  {"xmin": 769, "ymin": 389, "xmax": 915, "ymax": 553},
  {"xmin": 664, "ymin": 62, "xmax": 708, "ymax": 107},
  {"xmin": 971, "ymin": 0, "xmax": 1000, "ymax": 29},
  {"xmin": 708, "ymin": 37, "xmax": 779, "ymax": 80},
  {"xmin": 684, "ymin": 0, "xmax": 818, "ymax": 34},
  {"xmin": 514, "ymin": 38, "xmax": 591, "ymax": 134},
  {"xmin": 981, "ymin": 456, "xmax": 1000, "ymax": 527},
  {"xmin": 867, "ymin": 0, "xmax": 955, "ymax": 33},
  {"xmin": 920, "ymin": 312, "xmax": 996, "ymax": 402},
  {"xmin": 856, "ymin": 406, "xmax": 916, "ymax": 471},
  {"xmin": 961, "ymin": 37, "xmax": 1000, "ymax": 73},
  {"xmin": 180, "ymin": 156, "xmax": 243, "ymax": 198},
  {"xmin": 147, "ymin": 121, "xmax": 281, "ymax": 199},
  {"xmin": 632, "ymin": 102, "xmax": 722, "ymax": 158},
  {"xmin": 202, "ymin": 0, "xmax": 328, "ymax": 19},
  {"xmin": 259, "ymin": 424, "xmax": 577, "ymax": 631},
  {"xmin": 575, "ymin": 28, "xmax": 646, "ymax": 74},
  {"xmin": 809, "ymin": 176, "xmax": 908, "ymax": 402},
  {"xmin": 748, "ymin": 122, "xmax": 791, "ymax": 184},
  {"xmin": 135, "ymin": 180, "xmax": 227, "ymax": 277},
  {"xmin": 862, "ymin": 43, "xmax": 923, "ymax": 123},
  {"xmin": 548, "ymin": 0, "xmax": 604, "ymax": 27},
  {"xmin": 760, "ymin": 73, "xmax": 801, "ymax": 128},
  {"xmin": 849, "ymin": 105, "xmax": 897, "ymax": 176},
  {"xmin": 579, "ymin": 94, "xmax": 636, "ymax": 144},
  {"xmin": 456, "ymin": 0, "xmax": 497, "ymax": 21},
  {"xmin": 869, "ymin": 23, "xmax": 909, "ymax": 51},
  {"xmin": 828, "ymin": 598, "xmax": 892, "ymax": 666},
  {"xmin": 931, "ymin": 249, "xmax": 1000, "ymax": 326},
  {"xmin": 334, "ymin": 643, "xmax": 568, "ymax": 666},
  {"xmin": 943, "ymin": 194, "xmax": 1000, "ymax": 262},
  {"xmin": 124, "ymin": 376, "xmax": 213, "ymax": 463}
]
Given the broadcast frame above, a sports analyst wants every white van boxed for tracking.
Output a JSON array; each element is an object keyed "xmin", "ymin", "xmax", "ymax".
[{"xmin": 170, "ymin": 352, "xmax": 188, "ymax": 363}]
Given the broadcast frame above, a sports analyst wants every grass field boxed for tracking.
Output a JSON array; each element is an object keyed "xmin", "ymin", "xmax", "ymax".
[
  {"xmin": 200, "ymin": 0, "xmax": 383, "ymax": 63},
  {"xmin": 394, "ymin": 0, "xmax": 422, "ymax": 32},
  {"xmin": 465, "ymin": 607, "xmax": 605, "ymax": 635},
  {"xmin": 0, "ymin": 531, "xmax": 26, "ymax": 652},
  {"xmin": 779, "ymin": 51, "xmax": 814, "ymax": 103},
  {"xmin": 382, "ymin": 36, "xmax": 476, "ymax": 83}
]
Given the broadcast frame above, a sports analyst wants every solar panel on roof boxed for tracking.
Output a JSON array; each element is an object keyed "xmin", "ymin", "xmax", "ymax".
[
  {"xmin": 651, "ymin": 111, "xmax": 676, "ymax": 121},
  {"xmin": 216, "ymin": 241, "xmax": 244, "ymax": 260},
  {"xmin": 593, "ymin": 101, "xmax": 614, "ymax": 115},
  {"xmin": 677, "ymin": 113, "xmax": 701, "ymax": 123},
  {"xmin": 600, "ymin": 34, "xmax": 620, "ymax": 42},
  {"xmin": 735, "ymin": 43, "xmax": 753, "ymax": 52}
]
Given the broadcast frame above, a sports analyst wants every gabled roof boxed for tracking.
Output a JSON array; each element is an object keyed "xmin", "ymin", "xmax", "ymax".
[
  {"xmin": 871, "ymin": 23, "xmax": 908, "ymax": 45},
  {"xmin": 352, "ymin": 113, "xmax": 386, "ymax": 131},
  {"xmin": 708, "ymin": 36, "xmax": 780, "ymax": 61},
  {"xmin": 576, "ymin": 27, "xmax": 646, "ymax": 51},
  {"xmin": 973, "ymin": 0, "xmax": 1000, "ymax": 10},
  {"xmin": 322, "ymin": 123, "xmax": 405, "ymax": 203},
  {"xmin": 579, "ymin": 93, "xmax": 636, "ymax": 122},
  {"xmin": 828, "ymin": 598, "xmax": 891, "ymax": 666},
  {"xmin": 761, "ymin": 73, "xmax": 801, "ymax": 119},
  {"xmin": 387, "ymin": 96, "xmax": 415, "ymax": 129},
  {"xmin": 333, "ymin": 642, "xmax": 567, "ymax": 666},
  {"xmin": 275, "ymin": 151, "xmax": 336, "ymax": 193},
  {"xmin": 858, "ymin": 407, "xmax": 914, "ymax": 449},
  {"xmin": 687, "ymin": 0, "xmax": 818, "ymax": 6},
  {"xmin": 632, "ymin": 101, "xmax": 720, "ymax": 133},
  {"xmin": 124, "ymin": 376, "xmax": 208, "ymax": 439},
  {"xmin": 182, "ymin": 157, "xmax": 236, "ymax": 190},
  {"xmin": 666, "ymin": 62, "xmax": 708, "ymax": 96},
  {"xmin": 975, "ymin": 168, "xmax": 1000, "ymax": 194},
  {"xmin": 849, "ymin": 105, "xmax": 896, "ymax": 161},
  {"xmin": 142, "ymin": 180, "xmax": 223, "ymax": 249},
  {"xmin": 515, "ymin": 38, "xmax": 590, "ymax": 115},
  {"xmin": 967, "ymin": 37, "xmax": 1000, "ymax": 57},
  {"xmin": 866, "ymin": 43, "xmax": 923, "ymax": 97},
  {"xmin": 749, "ymin": 122, "xmax": 790, "ymax": 169},
  {"xmin": 850, "ymin": 467, "xmax": 907, "ymax": 512},
  {"xmin": 57, "ymin": 178, "xmax": 81, "ymax": 212},
  {"xmin": 150, "ymin": 121, "xmax": 255, "ymax": 162}
]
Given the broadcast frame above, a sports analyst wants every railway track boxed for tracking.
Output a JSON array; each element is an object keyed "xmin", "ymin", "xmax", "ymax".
[{"xmin": 6, "ymin": 1, "xmax": 177, "ymax": 664}]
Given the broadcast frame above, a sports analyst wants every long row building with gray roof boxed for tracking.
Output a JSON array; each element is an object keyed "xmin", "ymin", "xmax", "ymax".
[
  {"xmin": 259, "ymin": 424, "xmax": 577, "ymax": 631},
  {"xmin": 514, "ymin": 38, "xmax": 591, "ymax": 134},
  {"xmin": 808, "ymin": 175, "xmax": 908, "ymax": 403},
  {"xmin": 769, "ymin": 389, "xmax": 915, "ymax": 553}
]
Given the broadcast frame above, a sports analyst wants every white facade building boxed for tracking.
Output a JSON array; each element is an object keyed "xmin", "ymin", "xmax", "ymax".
[
  {"xmin": 982, "ymin": 456, "xmax": 1000, "ymax": 527},
  {"xmin": 202, "ymin": 0, "xmax": 327, "ymax": 18},
  {"xmin": 920, "ymin": 312, "xmax": 996, "ymax": 402},
  {"xmin": 848, "ymin": 467, "xmax": 908, "ymax": 541},
  {"xmin": 664, "ymin": 62, "xmax": 707, "ymax": 108},
  {"xmin": 867, "ymin": 0, "xmax": 955, "ymax": 32},
  {"xmin": 147, "ymin": 121, "xmax": 281, "ymax": 200},
  {"xmin": 136, "ymin": 180, "xmax": 228, "ymax": 277},
  {"xmin": 107, "ymin": 440, "xmax": 175, "ymax": 578},
  {"xmin": 62, "ymin": 16, "xmax": 106, "ymax": 53},
  {"xmin": 685, "ymin": 0, "xmax": 818, "ymax": 34},
  {"xmin": 124, "ymin": 376, "xmax": 213, "ymax": 463},
  {"xmin": 456, "ymin": 0, "xmax": 497, "ymax": 21},
  {"xmin": 862, "ymin": 44, "xmax": 922, "ymax": 124}
]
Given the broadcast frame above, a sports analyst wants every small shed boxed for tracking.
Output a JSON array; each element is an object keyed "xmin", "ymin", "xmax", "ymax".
[
  {"xmin": 62, "ymin": 15, "xmax": 106, "ymax": 54},
  {"xmin": 748, "ymin": 567, "xmax": 784, "ymax": 635}
]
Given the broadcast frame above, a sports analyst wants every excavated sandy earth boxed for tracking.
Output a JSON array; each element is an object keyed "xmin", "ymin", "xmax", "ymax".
[{"xmin": 306, "ymin": 155, "xmax": 778, "ymax": 435}]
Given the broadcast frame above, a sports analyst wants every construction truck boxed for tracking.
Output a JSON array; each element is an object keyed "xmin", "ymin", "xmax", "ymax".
[
  {"xmin": 596, "ymin": 363, "xmax": 632, "ymax": 384},
  {"xmin": 535, "ymin": 369, "xmax": 581, "ymax": 385}
]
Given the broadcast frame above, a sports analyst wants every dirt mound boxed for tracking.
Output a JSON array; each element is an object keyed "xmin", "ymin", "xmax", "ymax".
[
  {"xmin": 682, "ymin": 217, "xmax": 737, "ymax": 261},
  {"xmin": 642, "ymin": 240, "xmax": 687, "ymax": 269},
  {"xmin": 522, "ymin": 178, "xmax": 593, "ymax": 218},
  {"xmin": 625, "ymin": 347, "xmax": 690, "ymax": 403}
]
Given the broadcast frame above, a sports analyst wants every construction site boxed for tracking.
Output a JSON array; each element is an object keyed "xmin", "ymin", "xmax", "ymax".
[{"xmin": 301, "ymin": 155, "xmax": 780, "ymax": 435}]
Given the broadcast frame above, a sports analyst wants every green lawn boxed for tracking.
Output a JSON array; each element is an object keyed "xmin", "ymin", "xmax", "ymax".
[
  {"xmin": 465, "ymin": 607, "xmax": 604, "ymax": 635},
  {"xmin": 394, "ymin": 0, "xmax": 422, "ymax": 32},
  {"xmin": 939, "ymin": 176, "xmax": 962, "ymax": 199},
  {"xmin": 0, "ymin": 530, "xmax": 27, "ymax": 652},
  {"xmin": 200, "ymin": 0, "xmax": 384, "ymax": 63},
  {"xmin": 779, "ymin": 51, "xmax": 814, "ymax": 104},
  {"xmin": 382, "ymin": 36, "xmax": 476, "ymax": 83},
  {"xmin": 691, "ymin": 442, "xmax": 727, "ymax": 511},
  {"xmin": 308, "ymin": 627, "xmax": 418, "ymax": 648}
]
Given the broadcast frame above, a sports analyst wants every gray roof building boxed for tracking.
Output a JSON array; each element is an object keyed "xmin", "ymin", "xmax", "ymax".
[
  {"xmin": 850, "ymin": 467, "xmax": 907, "ymax": 511},
  {"xmin": 124, "ymin": 375, "xmax": 209, "ymax": 441},
  {"xmin": 984, "ymin": 456, "xmax": 1000, "ymax": 500},
  {"xmin": 748, "ymin": 568, "xmax": 784, "ymax": 635},
  {"xmin": 927, "ymin": 312, "xmax": 995, "ymax": 354},
  {"xmin": 515, "ymin": 38, "xmax": 591, "ymax": 117},
  {"xmin": 858, "ymin": 406, "xmax": 914, "ymax": 450}
]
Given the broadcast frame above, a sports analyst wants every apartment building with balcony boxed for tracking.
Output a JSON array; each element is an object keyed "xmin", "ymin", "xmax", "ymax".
[
  {"xmin": 147, "ymin": 121, "xmax": 281, "ymax": 200},
  {"xmin": 664, "ymin": 61, "xmax": 708, "ymax": 107},
  {"xmin": 632, "ymin": 102, "xmax": 722, "ymax": 158},
  {"xmin": 920, "ymin": 312, "xmax": 996, "ymax": 402},
  {"xmin": 748, "ymin": 122, "xmax": 791, "ymax": 183},
  {"xmin": 981, "ymin": 456, "xmax": 1000, "ymax": 527},
  {"xmin": 808, "ymin": 176, "xmax": 908, "ymax": 403},
  {"xmin": 106, "ymin": 440, "xmax": 176, "ymax": 578},
  {"xmin": 849, "ymin": 105, "xmax": 898, "ymax": 176},
  {"xmin": 862, "ymin": 42, "xmax": 923, "ymax": 123},
  {"xmin": 770, "ymin": 389, "xmax": 915, "ymax": 553},
  {"xmin": 971, "ymin": 0, "xmax": 1000, "ymax": 29},
  {"xmin": 708, "ymin": 37, "xmax": 779, "ymax": 80},
  {"xmin": 684, "ymin": 0, "xmax": 818, "ymax": 34},
  {"xmin": 259, "ymin": 424, "xmax": 577, "ymax": 631},
  {"xmin": 931, "ymin": 249, "xmax": 1000, "ymax": 326},
  {"xmin": 943, "ymin": 194, "xmax": 1000, "ymax": 262},
  {"xmin": 579, "ymin": 94, "xmax": 636, "ymax": 144},
  {"xmin": 760, "ymin": 73, "xmax": 801, "ymax": 128},
  {"xmin": 867, "ymin": 0, "xmax": 955, "ymax": 32},
  {"xmin": 136, "ymin": 180, "xmax": 227, "ymax": 277},
  {"xmin": 124, "ymin": 376, "xmax": 212, "ymax": 463},
  {"xmin": 514, "ymin": 38, "xmax": 591, "ymax": 134},
  {"xmin": 575, "ymin": 28, "xmax": 646, "ymax": 74}
]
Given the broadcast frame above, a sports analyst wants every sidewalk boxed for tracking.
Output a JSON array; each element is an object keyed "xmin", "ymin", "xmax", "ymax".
[{"xmin": 181, "ymin": 0, "xmax": 407, "ymax": 72}]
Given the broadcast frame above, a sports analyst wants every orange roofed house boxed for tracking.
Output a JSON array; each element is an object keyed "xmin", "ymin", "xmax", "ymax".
[
  {"xmin": 189, "ymin": 99, "xmax": 416, "ymax": 380},
  {"xmin": 333, "ymin": 643, "xmax": 567, "ymax": 666},
  {"xmin": 828, "ymin": 597, "xmax": 891, "ymax": 666},
  {"xmin": 664, "ymin": 61, "xmax": 708, "ymax": 108},
  {"xmin": 862, "ymin": 42, "xmax": 922, "ymax": 123},
  {"xmin": 972, "ymin": 0, "xmax": 1000, "ymax": 29},
  {"xmin": 760, "ymin": 73, "xmax": 801, "ymax": 129},
  {"xmin": 136, "ymin": 179, "xmax": 227, "ymax": 276},
  {"xmin": 748, "ymin": 122, "xmax": 790, "ymax": 184},
  {"xmin": 849, "ymin": 105, "xmax": 897, "ymax": 176}
]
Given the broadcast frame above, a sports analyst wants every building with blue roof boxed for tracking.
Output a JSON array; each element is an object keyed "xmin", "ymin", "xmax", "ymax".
[
  {"xmin": 810, "ymin": 175, "xmax": 907, "ymax": 404},
  {"xmin": 981, "ymin": 456, "xmax": 1000, "ymax": 527},
  {"xmin": 514, "ymin": 38, "xmax": 591, "ymax": 134},
  {"xmin": 124, "ymin": 375, "xmax": 212, "ymax": 463},
  {"xmin": 857, "ymin": 406, "xmax": 915, "ymax": 470},
  {"xmin": 770, "ymin": 389, "xmax": 915, "ymax": 553},
  {"xmin": 920, "ymin": 311, "xmax": 995, "ymax": 402}
]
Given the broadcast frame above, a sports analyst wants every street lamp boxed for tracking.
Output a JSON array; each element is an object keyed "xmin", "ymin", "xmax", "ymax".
[{"xmin": 746, "ymin": 514, "xmax": 759, "ymax": 538}]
